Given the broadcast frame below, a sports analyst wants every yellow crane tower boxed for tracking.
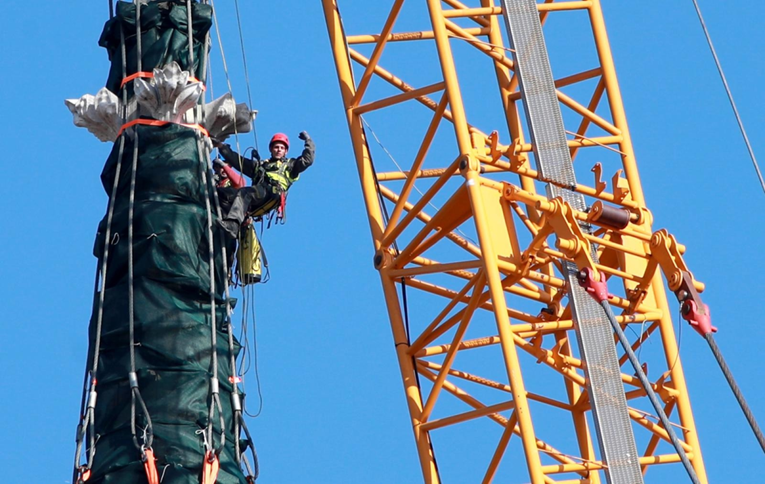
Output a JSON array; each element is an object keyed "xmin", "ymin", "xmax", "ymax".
[{"xmin": 320, "ymin": 1, "xmax": 728, "ymax": 483}]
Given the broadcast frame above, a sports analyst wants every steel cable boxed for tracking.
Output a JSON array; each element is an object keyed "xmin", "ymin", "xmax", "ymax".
[
  {"xmin": 128, "ymin": 0, "xmax": 155, "ymax": 455},
  {"xmin": 186, "ymin": 0, "xmax": 227, "ymax": 458},
  {"xmin": 705, "ymin": 333, "xmax": 765, "ymax": 452},
  {"xmin": 72, "ymin": 14, "xmax": 135, "ymax": 482},
  {"xmin": 597, "ymin": 299, "xmax": 701, "ymax": 484},
  {"xmin": 690, "ymin": 0, "xmax": 765, "ymax": 195}
]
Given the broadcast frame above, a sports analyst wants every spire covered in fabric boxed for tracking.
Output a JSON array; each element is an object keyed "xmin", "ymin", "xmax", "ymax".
[{"xmin": 69, "ymin": 2, "xmax": 255, "ymax": 482}]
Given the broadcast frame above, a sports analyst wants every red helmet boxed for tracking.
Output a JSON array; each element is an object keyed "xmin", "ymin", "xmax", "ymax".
[{"xmin": 269, "ymin": 133, "xmax": 289, "ymax": 150}]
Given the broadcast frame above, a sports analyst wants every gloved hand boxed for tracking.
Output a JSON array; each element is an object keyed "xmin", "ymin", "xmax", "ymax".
[
  {"xmin": 217, "ymin": 142, "xmax": 234, "ymax": 158},
  {"xmin": 298, "ymin": 131, "xmax": 310, "ymax": 141},
  {"xmin": 250, "ymin": 148, "xmax": 261, "ymax": 162},
  {"xmin": 211, "ymin": 138, "xmax": 223, "ymax": 148},
  {"xmin": 213, "ymin": 158, "xmax": 226, "ymax": 170}
]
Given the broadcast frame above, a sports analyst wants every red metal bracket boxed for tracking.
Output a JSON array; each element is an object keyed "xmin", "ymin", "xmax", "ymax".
[
  {"xmin": 577, "ymin": 267, "xmax": 610, "ymax": 303},
  {"xmin": 681, "ymin": 299, "xmax": 717, "ymax": 337}
]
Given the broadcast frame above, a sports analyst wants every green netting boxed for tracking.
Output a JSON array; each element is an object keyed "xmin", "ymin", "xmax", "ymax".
[{"xmin": 85, "ymin": 2, "xmax": 248, "ymax": 483}]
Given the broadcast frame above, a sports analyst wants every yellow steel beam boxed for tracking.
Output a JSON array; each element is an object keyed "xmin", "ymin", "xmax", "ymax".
[{"xmin": 322, "ymin": 0, "xmax": 708, "ymax": 481}]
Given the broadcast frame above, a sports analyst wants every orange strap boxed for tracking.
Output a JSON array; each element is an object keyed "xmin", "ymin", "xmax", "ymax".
[
  {"xmin": 121, "ymin": 71, "xmax": 205, "ymax": 90},
  {"xmin": 117, "ymin": 118, "xmax": 210, "ymax": 138},
  {"xmin": 142, "ymin": 449, "xmax": 160, "ymax": 484},
  {"xmin": 201, "ymin": 452, "xmax": 220, "ymax": 484},
  {"xmin": 77, "ymin": 467, "xmax": 91, "ymax": 483}
]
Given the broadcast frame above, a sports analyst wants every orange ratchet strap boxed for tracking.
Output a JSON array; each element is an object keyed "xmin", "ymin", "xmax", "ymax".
[
  {"xmin": 117, "ymin": 119, "xmax": 210, "ymax": 138},
  {"xmin": 121, "ymin": 71, "xmax": 206, "ymax": 90},
  {"xmin": 142, "ymin": 449, "xmax": 160, "ymax": 484},
  {"xmin": 201, "ymin": 451, "xmax": 220, "ymax": 484}
]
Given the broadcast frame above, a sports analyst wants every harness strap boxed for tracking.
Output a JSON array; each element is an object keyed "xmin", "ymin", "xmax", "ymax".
[
  {"xmin": 201, "ymin": 451, "xmax": 220, "ymax": 484},
  {"xmin": 142, "ymin": 449, "xmax": 160, "ymax": 484},
  {"xmin": 117, "ymin": 118, "xmax": 210, "ymax": 138},
  {"xmin": 277, "ymin": 192, "xmax": 287, "ymax": 223},
  {"xmin": 76, "ymin": 466, "xmax": 91, "ymax": 483}
]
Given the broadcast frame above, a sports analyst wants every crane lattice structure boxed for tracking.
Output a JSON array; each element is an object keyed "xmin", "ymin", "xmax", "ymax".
[{"xmin": 322, "ymin": 1, "xmax": 709, "ymax": 483}]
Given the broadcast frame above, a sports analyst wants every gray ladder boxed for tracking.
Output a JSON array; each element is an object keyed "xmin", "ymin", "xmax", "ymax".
[{"xmin": 500, "ymin": 1, "xmax": 644, "ymax": 483}]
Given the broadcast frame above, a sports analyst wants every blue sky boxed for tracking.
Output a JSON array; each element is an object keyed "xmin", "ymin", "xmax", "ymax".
[{"xmin": 0, "ymin": 1, "xmax": 763, "ymax": 483}]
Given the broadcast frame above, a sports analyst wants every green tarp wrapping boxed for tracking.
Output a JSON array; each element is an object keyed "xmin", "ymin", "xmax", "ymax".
[
  {"xmin": 99, "ymin": 0, "xmax": 213, "ymax": 94},
  {"xmin": 85, "ymin": 2, "xmax": 248, "ymax": 483},
  {"xmin": 90, "ymin": 124, "xmax": 245, "ymax": 484}
]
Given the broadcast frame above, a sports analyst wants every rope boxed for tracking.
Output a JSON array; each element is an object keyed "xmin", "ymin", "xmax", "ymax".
[
  {"xmin": 202, "ymin": 5, "xmax": 262, "ymax": 478},
  {"xmin": 597, "ymin": 300, "xmax": 701, "ymax": 484},
  {"xmin": 705, "ymin": 333, "xmax": 765, "ymax": 452},
  {"xmin": 209, "ymin": 0, "xmax": 245, "ymax": 166},
  {"xmin": 243, "ymin": 283, "xmax": 265, "ymax": 419},
  {"xmin": 233, "ymin": 0, "xmax": 259, "ymax": 151},
  {"xmin": 690, "ymin": 0, "xmax": 765, "ymax": 195}
]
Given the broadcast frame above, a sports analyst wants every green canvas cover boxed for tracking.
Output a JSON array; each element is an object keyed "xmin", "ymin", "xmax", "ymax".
[
  {"xmin": 85, "ymin": 2, "xmax": 248, "ymax": 483},
  {"xmin": 99, "ymin": 1, "xmax": 213, "ymax": 94}
]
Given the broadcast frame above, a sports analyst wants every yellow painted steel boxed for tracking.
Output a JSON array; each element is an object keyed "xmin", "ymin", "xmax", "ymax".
[{"xmin": 322, "ymin": 0, "xmax": 708, "ymax": 482}]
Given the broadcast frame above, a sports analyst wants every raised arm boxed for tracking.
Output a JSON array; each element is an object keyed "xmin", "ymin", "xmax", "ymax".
[
  {"xmin": 221, "ymin": 163, "xmax": 246, "ymax": 189},
  {"xmin": 288, "ymin": 131, "xmax": 315, "ymax": 177}
]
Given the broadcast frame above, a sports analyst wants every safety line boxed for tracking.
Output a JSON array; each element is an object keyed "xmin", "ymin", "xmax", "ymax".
[
  {"xmin": 204, "ymin": 7, "xmax": 263, "ymax": 479},
  {"xmin": 209, "ymin": 0, "xmax": 245, "ymax": 166},
  {"xmin": 244, "ymin": 283, "xmax": 265, "ymax": 419},
  {"xmin": 208, "ymin": 1, "xmax": 267, "ymax": 442},
  {"xmin": 690, "ymin": 0, "xmax": 765, "ymax": 195},
  {"xmin": 233, "ymin": 0, "xmax": 259, "ymax": 151}
]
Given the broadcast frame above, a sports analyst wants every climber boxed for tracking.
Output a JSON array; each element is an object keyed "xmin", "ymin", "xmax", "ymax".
[
  {"xmin": 213, "ymin": 158, "xmax": 246, "ymax": 189},
  {"xmin": 213, "ymin": 131, "xmax": 315, "ymax": 238}
]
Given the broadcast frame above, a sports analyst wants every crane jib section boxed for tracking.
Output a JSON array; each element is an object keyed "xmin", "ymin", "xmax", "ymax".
[{"xmin": 501, "ymin": 2, "xmax": 644, "ymax": 483}]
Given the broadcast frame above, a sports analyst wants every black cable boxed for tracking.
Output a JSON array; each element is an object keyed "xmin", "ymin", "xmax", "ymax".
[
  {"xmin": 705, "ymin": 333, "xmax": 765, "ymax": 453},
  {"xmin": 127, "ymin": 0, "xmax": 155, "ymax": 456},
  {"xmin": 598, "ymin": 300, "xmax": 701, "ymax": 484}
]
